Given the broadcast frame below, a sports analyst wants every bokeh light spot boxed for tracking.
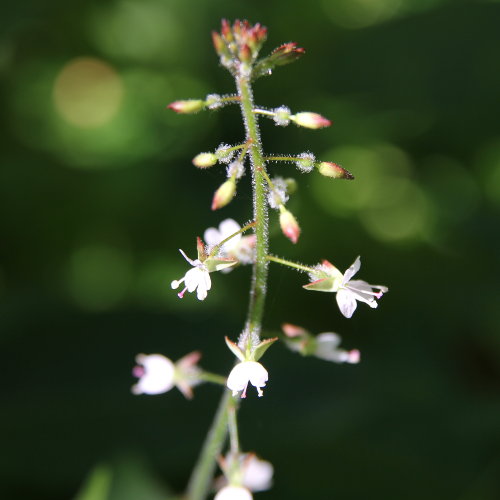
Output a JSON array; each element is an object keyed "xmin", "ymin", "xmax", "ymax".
[
  {"xmin": 66, "ymin": 244, "xmax": 132, "ymax": 311},
  {"xmin": 53, "ymin": 57, "xmax": 124, "ymax": 128}
]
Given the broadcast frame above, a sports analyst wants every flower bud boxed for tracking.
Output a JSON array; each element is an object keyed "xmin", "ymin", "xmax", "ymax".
[
  {"xmin": 269, "ymin": 42, "xmax": 305, "ymax": 66},
  {"xmin": 239, "ymin": 44, "xmax": 252, "ymax": 63},
  {"xmin": 279, "ymin": 207, "xmax": 300, "ymax": 244},
  {"xmin": 291, "ymin": 112, "xmax": 331, "ymax": 129},
  {"xmin": 167, "ymin": 100, "xmax": 205, "ymax": 114},
  {"xmin": 317, "ymin": 162, "xmax": 354, "ymax": 180},
  {"xmin": 192, "ymin": 153, "xmax": 218, "ymax": 168},
  {"xmin": 212, "ymin": 179, "xmax": 236, "ymax": 210}
]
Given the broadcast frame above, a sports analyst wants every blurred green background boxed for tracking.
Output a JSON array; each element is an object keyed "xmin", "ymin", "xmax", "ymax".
[{"xmin": 1, "ymin": 0, "xmax": 500, "ymax": 499}]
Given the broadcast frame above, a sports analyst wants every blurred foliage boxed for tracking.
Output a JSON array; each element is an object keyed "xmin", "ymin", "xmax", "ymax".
[{"xmin": 1, "ymin": 0, "xmax": 500, "ymax": 499}]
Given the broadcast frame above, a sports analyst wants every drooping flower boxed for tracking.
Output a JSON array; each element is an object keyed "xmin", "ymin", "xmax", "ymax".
[
  {"xmin": 216, "ymin": 453, "xmax": 273, "ymax": 494},
  {"xmin": 303, "ymin": 256, "xmax": 388, "ymax": 318},
  {"xmin": 314, "ymin": 333, "xmax": 360, "ymax": 363},
  {"xmin": 227, "ymin": 361, "xmax": 268, "ymax": 398},
  {"xmin": 215, "ymin": 485, "xmax": 253, "ymax": 500},
  {"xmin": 241, "ymin": 454, "xmax": 274, "ymax": 492},
  {"xmin": 171, "ymin": 237, "xmax": 237, "ymax": 300},
  {"xmin": 224, "ymin": 335, "xmax": 276, "ymax": 398},
  {"xmin": 204, "ymin": 219, "xmax": 256, "ymax": 268},
  {"xmin": 282, "ymin": 323, "xmax": 360, "ymax": 363},
  {"xmin": 131, "ymin": 351, "xmax": 202, "ymax": 398}
]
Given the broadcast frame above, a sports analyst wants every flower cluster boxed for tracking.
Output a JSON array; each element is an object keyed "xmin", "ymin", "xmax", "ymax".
[{"xmin": 133, "ymin": 19, "xmax": 390, "ymax": 500}]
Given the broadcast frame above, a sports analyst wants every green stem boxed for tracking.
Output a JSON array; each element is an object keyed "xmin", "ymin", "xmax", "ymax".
[
  {"xmin": 208, "ymin": 221, "xmax": 257, "ymax": 258},
  {"xmin": 266, "ymin": 254, "xmax": 317, "ymax": 274},
  {"xmin": 185, "ymin": 389, "xmax": 231, "ymax": 500},
  {"xmin": 237, "ymin": 74, "xmax": 269, "ymax": 343},
  {"xmin": 227, "ymin": 400, "xmax": 240, "ymax": 456},
  {"xmin": 186, "ymin": 67, "xmax": 269, "ymax": 500},
  {"xmin": 198, "ymin": 371, "xmax": 227, "ymax": 386}
]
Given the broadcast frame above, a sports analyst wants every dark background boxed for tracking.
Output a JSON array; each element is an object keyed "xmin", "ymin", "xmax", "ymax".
[{"xmin": 1, "ymin": 0, "xmax": 500, "ymax": 499}]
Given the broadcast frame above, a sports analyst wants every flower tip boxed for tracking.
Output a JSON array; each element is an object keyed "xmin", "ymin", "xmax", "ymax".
[
  {"xmin": 347, "ymin": 349, "xmax": 361, "ymax": 364},
  {"xmin": 279, "ymin": 209, "xmax": 300, "ymax": 244}
]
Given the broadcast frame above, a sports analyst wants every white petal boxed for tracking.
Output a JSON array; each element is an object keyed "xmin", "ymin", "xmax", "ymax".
[
  {"xmin": 203, "ymin": 227, "xmax": 221, "ymax": 247},
  {"xmin": 178, "ymin": 248, "xmax": 196, "ymax": 266},
  {"xmin": 343, "ymin": 256, "xmax": 361, "ymax": 283},
  {"xmin": 227, "ymin": 361, "xmax": 268, "ymax": 395},
  {"xmin": 336, "ymin": 289, "xmax": 358, "ymax": 318},
  {"xmin": 243, "ymin": 457, "xmax": 274, "ymax": 492},
  {"xmin": 215, "ymin": 486, "xmax": 253, "ymax": 500},
  {"xmin": 196, "ymin": 272, "xmax": 211, "ymax": 300},
  {"xmin": 219, "ymin": 218, "xmax": 241, "ymax": 240},
  {"xmin": 132, "ymin": 354, "xmax": 175, "ymax": 395}
]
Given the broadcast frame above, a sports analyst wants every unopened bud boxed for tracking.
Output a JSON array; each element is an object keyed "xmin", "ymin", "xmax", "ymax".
[
  {"xmin": 193, "ymin": 153, "xmax": 218, "ymax": 168},
  {"xmin": 212, "ymin": 31, "xmax": 225, "ymax": 55},
  {"xmin": 211, "ymin": 179, "xmax": 236, "ymax": 210},
  {"xmin": 317, "ymin": 162, "xmax": 354, "ymax": 180},
  {"xmin": 291, "ymin": 112, "xmax": 331, "ymax": 129},
  {"xmin": 167, "ymin": 100, "xmax": 205, "ymax": 114},
  {"xmin": 270, "ymin": 42, "xmax": 305, "ymax": 66},
  {"xmin": 239, "ymin": 44, "xmax": 252, "ymax": 63},
  {"xmin": 279, "ymin": 207, "xmax": 300, "ymax": 244}
]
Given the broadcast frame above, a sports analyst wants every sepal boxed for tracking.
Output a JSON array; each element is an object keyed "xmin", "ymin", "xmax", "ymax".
[
  {"xmin": 252, "ymin": 42, "xmax": 305, "ymax": 80},
  {"xmin": 252, "ymin": 337, "xmax": 278, "ymax": 362}
]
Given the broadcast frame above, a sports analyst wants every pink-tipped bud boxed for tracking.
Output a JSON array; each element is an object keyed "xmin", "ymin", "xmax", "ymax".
[
  {"xmin": 192, "ymin": 153, "xmax": 218, "ymax": 168},
  {"xmin": 271, "ymin": 42, "xmax": 305, "ymax": 65},
  {"xmin": 167, "ymin": 100, "xmax": 205, "ymax": 114},
  {"xmin": 211, "ymin": 179, "xmax": 236, "ymax": 210},
  {"xmin": 292, "ymin": 112, "xmax": 331, "ymax": 129},
  {"xmin": 317, "ymin": 162, "xmax": 354, "ymax": 180},
  {"xmin": 279, "ymin": 208, "xmax": 300, "ymax": 244},
  {"xmin": 239, "ymin": 43, "xmax": 252, "ymax": 63},
  {"xmin": 282, "ymin": 323, "xmax": 308, "ymax": 338},
  {"xmin": 221, "ymin": 19, "xmax": 233, "ymax": 41},
  {"xmin": 212, "ymin": 31, "xmax": 225, "ymax": 55}
]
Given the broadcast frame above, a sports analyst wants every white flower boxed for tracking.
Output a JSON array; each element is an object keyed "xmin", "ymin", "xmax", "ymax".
[
  {"xmin": 204, "ymin": 219, "xmax": 255, "ymax": 267},
  {"xmin": 171, "ymin": 239, "xmax": 237, "ymax": 300},
  {"xmin": 171, "ymin": 249, "xmax": 211, "ymax": 300},
  {"xmin": 132, "ymin": 352, "xmax": 202, "ymax": 398},
  {"xmin": 336, "ymin": 257, "xmax": 388, "ymax": 318},
  {"xmin": 131, "ymin": 354, "xmax": 175, "ymax": 395},
  {"xmin": 242, "ymin": 455, "xmax": 274, "ymax": 492},
  {"xmin": 304, "ymin": 256, "xmax": 388, "ymax": 318},
  {"xmin": 215, "ymin": 485, "xmax": 252, "ymax": 500},
  {"xmin": 227, "ymin": 361, "xmax": 268, "ymax": 398},
  {"xmin": 315, "ymin": 333, "xmax": 360, "ymax": 363}
]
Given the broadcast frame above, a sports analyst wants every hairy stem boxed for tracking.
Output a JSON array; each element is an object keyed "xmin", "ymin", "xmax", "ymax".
[
  {"xmin": 186, "ymin": 73, "xmax": 269, "ymax": 500},
  {"xmin": 238, "ymin": 74, "xmax": 269, "ymax": 342}
]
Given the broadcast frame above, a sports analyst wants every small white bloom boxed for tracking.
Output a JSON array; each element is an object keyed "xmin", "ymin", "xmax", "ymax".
[
  {"xmin": 215, "ymin": 485, "xmax": 253, "ymax": 500},
  {"xmin": 304, "ymin": 256, "xmax": 387, "ymax": 318},
  {"xmin": 242, "ymin": 455, "xmax": 274, "ymax": 492},
  {"xmin": 131, "ymin": 354, "xmax": 175, "ymax": 395},
  {"xmin": 227, "ymin": 361, "xmax": 268, "ymax": 398},
  {"xmin": 171, "ymin": 249, "xmax": 211, "ymax": 300},
  {"xmin": 204, "ymin": 219, "xmax": 256, "ymax": 268},
  {"xmin": 336, "ymin": 256, "xmax": 388, "ymax": 318},
  {"xmin": 315, "ymin": 333, "xmax": 360, "ymax": 363}
]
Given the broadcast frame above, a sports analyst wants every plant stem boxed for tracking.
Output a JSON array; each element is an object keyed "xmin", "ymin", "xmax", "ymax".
[
  {"xmin": 185, "ymin": 388, "xmax": 231, "ymax": 500},
  {"xmin": 186, "ymin": 74, "xmax": 269, "ymax": 500},
  {"xmin": 266, "ymin": 254, "xmax": 317, "ymax": 274},
  {"xmin": 237, "ymin": 74, "xmax": 269, "ymax": 341}
]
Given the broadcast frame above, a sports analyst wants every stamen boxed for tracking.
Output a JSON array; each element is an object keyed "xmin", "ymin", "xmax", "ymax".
[{"xmin": 177, "ymin": 287, "xmax": 188, "ymax": 299}]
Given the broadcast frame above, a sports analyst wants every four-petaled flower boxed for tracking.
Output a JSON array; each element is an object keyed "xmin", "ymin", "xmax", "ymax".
[
  {"xmin": 171, "ymin": 237, "xmax": 237, "ymax": 300},
  {"xmin": 131, "ymin": 351, "xmax": 202, "ymax": 399},
  {"xmin": 304, "ymin": 256, "xmax": 388, "ymax": 318}
]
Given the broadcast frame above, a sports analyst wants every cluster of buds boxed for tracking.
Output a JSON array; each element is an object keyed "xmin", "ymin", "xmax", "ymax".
[{"xmin": 212, "ymin": 19, "xmax": 268, "ymax": 75}]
